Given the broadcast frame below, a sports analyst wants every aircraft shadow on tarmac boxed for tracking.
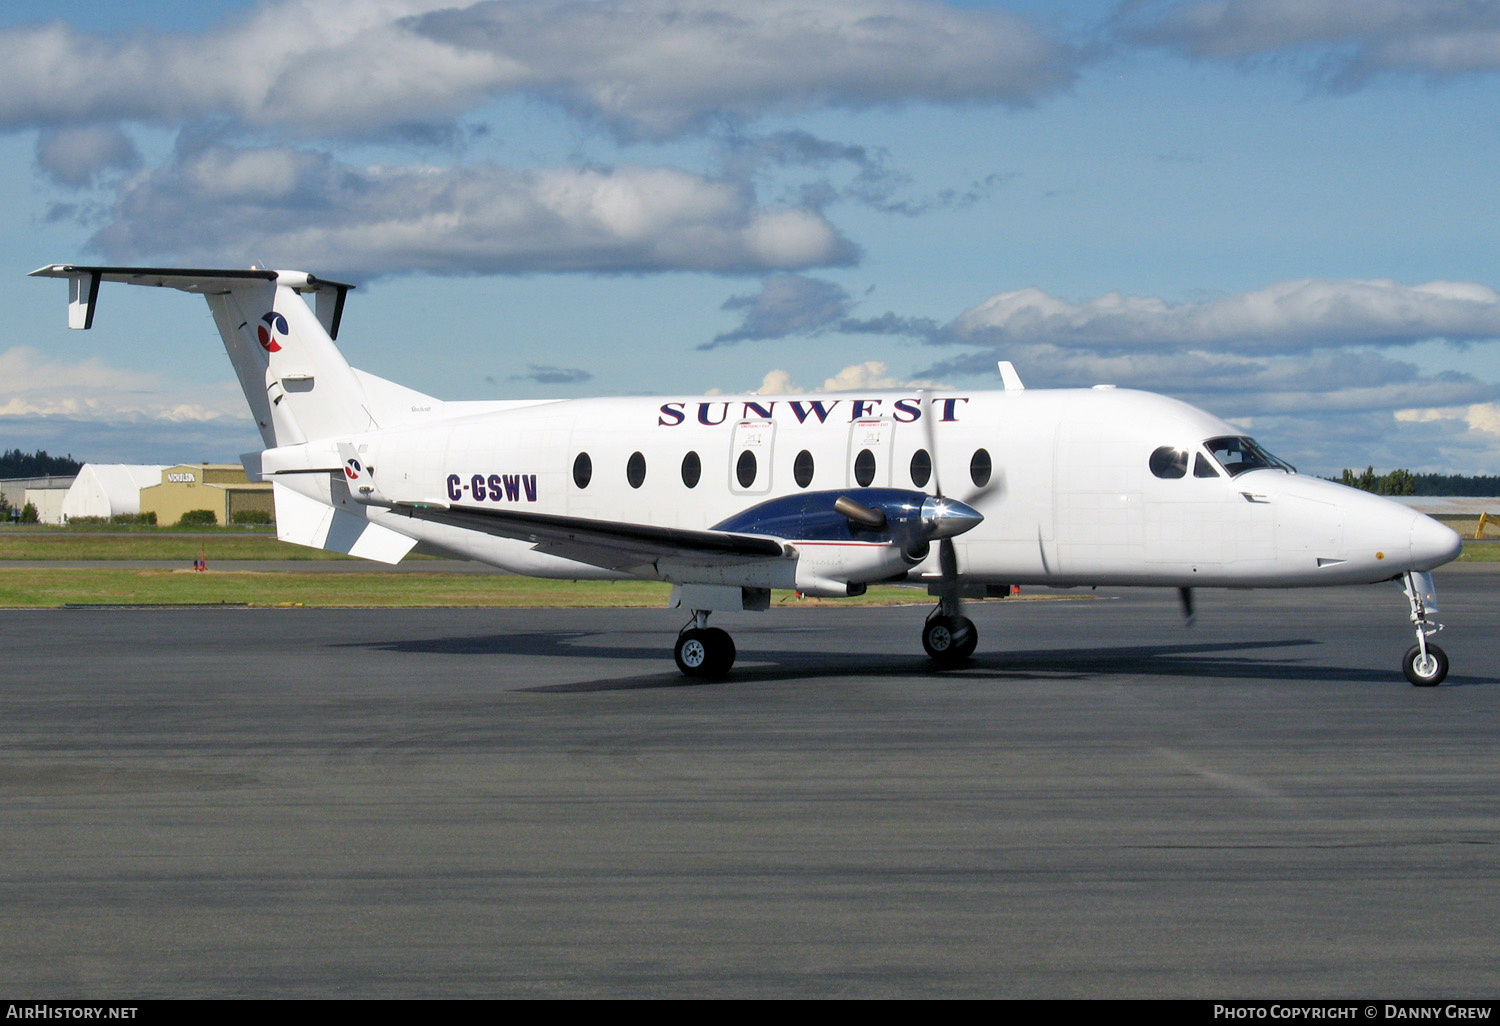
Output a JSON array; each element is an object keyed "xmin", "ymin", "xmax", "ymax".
[{"xmin": 343, "ymin": 632, "xmax": 1491, "ymax": 692}]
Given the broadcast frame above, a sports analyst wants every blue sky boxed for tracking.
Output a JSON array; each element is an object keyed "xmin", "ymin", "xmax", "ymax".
[{"xmin": 5, "ymin": 0, "xmax": 1500, "ymax": 475}]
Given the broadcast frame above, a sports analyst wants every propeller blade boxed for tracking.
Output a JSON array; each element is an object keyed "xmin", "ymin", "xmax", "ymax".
[
  {"xmin": 920, "ymin": 389, "xmax": 944, "ymax": 498},
  {"xmin": 1178, "ymin": 586, "xmax": 1196, "ymax": 627}
]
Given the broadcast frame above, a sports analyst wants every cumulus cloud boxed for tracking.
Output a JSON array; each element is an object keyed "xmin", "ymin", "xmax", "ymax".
[
  {"xmin": 34, "ymin": 125, "xmax": 140, "ymax": 188},
  {"xmin": 0, "ymin": 0, "xmax": 1082, "ymax": 139},
  {"xmin": 0, "ymin": 347, "xmax": 245, "ymax": 424},
  {"xmin": 88, "ymin": 143, "xmax": 855, "ymax": 277},
  {"xmin": 1123, "ymin": 0, "xmax": 1500, "ymax": 88},
  {"xmin": 748, "ymin": 361, "xmax": 948, "ymax": 394},
  {"xmin": 948, "ymin": 278, "xmax": 1500, "ymax": 355},
  {"xmin": 908, "ymin": 276, "xmax": 1500, "ymax": 472}
]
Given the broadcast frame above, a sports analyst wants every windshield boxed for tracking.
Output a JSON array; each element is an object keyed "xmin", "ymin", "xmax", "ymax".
[{"xmin": 1204, "ymin": 435, "xmax": 1295, "ymax": 477}]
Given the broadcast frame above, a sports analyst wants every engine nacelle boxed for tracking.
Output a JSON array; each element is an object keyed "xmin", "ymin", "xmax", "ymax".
[
  {"xmin": 792, "ymin": 540, "xmax": 914, "ymax": 596},
  {"xmin": 714, "ymin": 488, "xmax": 984, "ymax": 596}
]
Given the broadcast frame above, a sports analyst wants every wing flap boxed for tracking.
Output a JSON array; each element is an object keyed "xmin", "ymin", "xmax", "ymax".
[{"xmin": 393, "ymin": 503, "xmax": 786, "ymax": 572}]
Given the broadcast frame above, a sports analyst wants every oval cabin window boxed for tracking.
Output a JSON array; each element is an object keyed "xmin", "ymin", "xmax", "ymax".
[
  {"xmin": 736, "ymin": 450, "xmax": 758, "ymax": 489},
  {"xmin": 969, "ymin": 448, "xmax": 992, "ymax": 488},
  {"xmin": 910, "ymin": 449, "xmax": 932, "ymax": 488},
  {"xmin": 572, "ymin": 452, "xmax": 592, "ymax": 489},
  {"xmin": 681, "ymin": 451, "xmax": 701, "ymax": 488},
  {"xmin": 793, "ymin": 450, "xmax": 814, "ymax": 489},
  {"xmin": 626, "ymin": 451, "xmax": 646, "ymax": 489}
]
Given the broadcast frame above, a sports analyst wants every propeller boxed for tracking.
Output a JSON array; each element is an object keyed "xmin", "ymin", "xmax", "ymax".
[
  {"xmin": 920, "ymin": 390, "xmax": 968, "ymax": 622},
  {"xmin": 1178, "ymin": 586, "xmax": 1196, "ymax": 627}
]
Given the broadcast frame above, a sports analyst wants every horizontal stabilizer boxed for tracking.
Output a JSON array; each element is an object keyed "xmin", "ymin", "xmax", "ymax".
[
  {"xmin": 31, "ymin": 264, "xmax": 355, "ymax": 338},
  {"xmin": 273, "ymin": 482, "xmax": 416, "ymax": 564}
]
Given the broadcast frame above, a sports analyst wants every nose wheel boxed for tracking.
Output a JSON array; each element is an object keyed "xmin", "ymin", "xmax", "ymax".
[
  {"xmin": 1403, "ymin": 643, "xmax": 1448, "ymax": 687},
  {"xmin": 923, "ymin": 610, "xmax": 977, "ymax": 666},
  {"xmin": 675, "ymin": 611, "xmax": 736, "ymax": 679},
  {"xmin": 1400, "ymin": 571, "xmax": 1448, "ymax": 687}
]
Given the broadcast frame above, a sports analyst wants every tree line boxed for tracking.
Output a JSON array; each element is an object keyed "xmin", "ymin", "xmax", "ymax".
[
  {"xmin": 0, "ymin": 448, "xmax": 81, "ymax": 478},
  {"xmin": 1336, "ymin": 468, "xmax": 1500, "ymax": 496}
]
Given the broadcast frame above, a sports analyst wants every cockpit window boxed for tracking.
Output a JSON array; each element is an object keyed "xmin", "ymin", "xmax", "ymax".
[
  {"xmin": 1193, "ymin": 453, "xmax": 1220, "ymax": 478},
  {"xmin": 1204, "ymin": 435, "xmax": 1295, "ymax": 477},
  {"xmin": 1149, "ymin": 446, "xmax": 1188, "ymax": 479}
]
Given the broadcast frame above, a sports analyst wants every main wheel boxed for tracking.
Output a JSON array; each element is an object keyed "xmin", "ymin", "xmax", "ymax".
[
  {"xmin": 701, "ymin": 626, "xmax": 736, "ymax": 676},
  {"xmin": 1403, "ymin": 643, "xmax": 1448, "ymax": 687},
  {"xmin": 675, "ymin": 627, "xmax": 736, "ymax": 679},
  {"xmin": 923, "ymin": 614, "xmax": 977, "ymax": 666}
]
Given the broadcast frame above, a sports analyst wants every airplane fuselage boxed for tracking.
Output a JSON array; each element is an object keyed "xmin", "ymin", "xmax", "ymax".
[{"xmin": 278, "ymin": 384, "xmax": 1460, "ymax": 591}]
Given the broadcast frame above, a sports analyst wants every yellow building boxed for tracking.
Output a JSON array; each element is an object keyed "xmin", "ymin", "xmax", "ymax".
[{"xmin": 138, "ymin": 464, "xmax": 273, "ymax": 526}]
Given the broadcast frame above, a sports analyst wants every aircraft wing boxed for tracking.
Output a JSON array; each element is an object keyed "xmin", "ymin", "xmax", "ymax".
[{"xmin": 391, "ymin": 503, "xmax": 786, "ymax": 572}]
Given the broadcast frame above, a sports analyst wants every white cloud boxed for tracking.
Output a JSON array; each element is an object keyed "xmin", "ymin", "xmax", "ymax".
[
  {"xmin": 0, "ymin": 0, "xmax": 1081, "ymax": 139},
  {"xmin": 34, "ymin": 125, "xmax": 139, "ymax": 188},
  {"xmin": 1398, "ymin": 402, "xmax": 1500, "ymax": 437},
  {"xmin": 749, "ymin": 361, "xmax": 948, "ymax": 393},
  {"xmin": 950, "ymin": 278, "xmax": 1500, "ymax": 354},
  {"xmin": 1125, "ymin": 0, "xmax": 1500, "ymax": 87},
  {"xmin": 89, "ymin": 144, "xmax": 856, "ymax": 277},
  {"xmin": 0, "ymin": 347, "xmax": 245, "ymax": 423}
]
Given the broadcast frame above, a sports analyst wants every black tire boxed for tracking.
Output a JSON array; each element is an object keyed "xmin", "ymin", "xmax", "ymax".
[
  {"xmin": 674, "ymin": 627, "xmax": 735, "ymax": 679},
  {"xmin": 923, "ymin": 614, "xmax": 977, "ymax": 666},
  {"xmin": 1403, "ymin": 643, "xmax": 1448, "ymax": 687},
  {"xmin": 702, "ymin": 627, "xmax": 736, "ymax": 676}
]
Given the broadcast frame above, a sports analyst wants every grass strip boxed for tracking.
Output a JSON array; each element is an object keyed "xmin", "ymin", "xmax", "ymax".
[{"xmin": 0, "ymin": 568, "xmax": 958, "ymax": 609}]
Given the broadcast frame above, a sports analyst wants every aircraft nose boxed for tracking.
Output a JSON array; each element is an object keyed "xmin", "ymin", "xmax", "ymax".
[{"xmin": 1410, "ymin": 513, "xmax": 1462, "ymax": 570}]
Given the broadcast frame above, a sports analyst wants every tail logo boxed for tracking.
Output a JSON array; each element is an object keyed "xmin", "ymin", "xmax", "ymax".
[
  {"xmin": 345, "ymin": 458, "xmax": 362, "ymax": 480},
  {"xmin": 257, "ymin": 312, "xmax": 288, "ymax": 353}
]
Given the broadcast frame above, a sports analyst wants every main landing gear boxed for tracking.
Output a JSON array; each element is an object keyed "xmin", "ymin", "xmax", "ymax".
[
  {"xmin": 922, "ymin": 606, "xmax": 977, "ymax": 667},
  {"xmin": 1400, "ymin": 571, "xmax": 1448, "ymax": 687},
  {"xmin": 675, "ymin": 610, "xmax": 736, "ymax": 679}
]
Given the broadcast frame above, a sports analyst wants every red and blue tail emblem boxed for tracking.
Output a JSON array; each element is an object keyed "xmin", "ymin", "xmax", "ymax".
[{"xmin": 257, "ymin": 311, "xmax": 288, "ymax": 352}]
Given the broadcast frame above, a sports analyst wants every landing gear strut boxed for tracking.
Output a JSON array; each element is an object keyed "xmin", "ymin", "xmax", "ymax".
[
  {"xmin": 1400, "ymin": 571, "xmax": 1448, "ymax": 687},
  {"xmin": 674, "ymin": 610, "xmax": 736, "ymax": 679},
  {"xmin": 923, "ymin": 606, "xmax": 977, "ymax": 666}
]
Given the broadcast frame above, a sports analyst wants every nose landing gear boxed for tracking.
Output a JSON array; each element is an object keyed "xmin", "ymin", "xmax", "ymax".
[
  {"xmin": 923, "ymin": 607, "xmax": 977, "ymax": 666},
  {"xmin": 1400, "ymin": 571, "xmax": 1448, "ymax": 687}
]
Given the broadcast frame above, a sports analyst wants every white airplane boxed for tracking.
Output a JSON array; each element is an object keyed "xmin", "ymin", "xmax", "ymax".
[{"xmin": 33, "ymin": 264, "xmax": 1464, "ymax": 685}]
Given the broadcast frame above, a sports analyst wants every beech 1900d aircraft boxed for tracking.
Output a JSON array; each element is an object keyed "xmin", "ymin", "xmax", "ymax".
[{"xmin": 33, "ymin": 264, "xmax": 1464, "ymax": 684}]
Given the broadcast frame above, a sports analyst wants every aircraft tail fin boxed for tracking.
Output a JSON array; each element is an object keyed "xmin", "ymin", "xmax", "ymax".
[{"xmin": 30, "ymin": 264, "xmax": 394, "ymax": 447}]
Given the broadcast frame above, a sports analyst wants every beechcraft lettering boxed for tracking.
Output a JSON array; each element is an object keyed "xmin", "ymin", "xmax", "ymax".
[
  {"xmin": 447, "ymin": 473, "xmax": 539, "ymax": 503},
  {"xmin": 656, "ymin": 397, "xmax": 968, "ymax": 427},
  {"xmin": 33, "ymin": 263, "xmax": 1463, "ymax": 685}
]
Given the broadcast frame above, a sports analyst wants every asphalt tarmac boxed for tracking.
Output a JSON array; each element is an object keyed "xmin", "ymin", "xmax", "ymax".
[{"xmin": 1, "ymin": 566, "xmax": 1497, "ymax": 998}]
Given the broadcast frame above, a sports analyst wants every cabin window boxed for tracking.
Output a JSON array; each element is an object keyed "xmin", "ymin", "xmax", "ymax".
[
  {"xmin": 970, "ymin": 448, "xmax": 992, "ymax": 488},
  {"xmin": 626, "ymin": 451, "xmax": 646, "ymax": 489},
  {"xmin": 1205, "ymin": 436, "xmax": 1295, "ymax": 477},
  {"xmin": 910, "ymin": 449, "xmax": 932, "ymax": 488},
  {"xmin": 793, "ymin": 449, "xmax": 814, "ymax": 489},
  {"xmin": 854, "ymin": 448, "xmax": 876, "ymax": 487},
  {"xmin": 681, "ymin": 451, "xmax": 701, "ymax": 488},
  {"xmin": 572, "ymin": 452, "xmax": 592, "ymax": 489},
  {"xmin": 1193, "ymin": 453, "xmax": 1220, "ymax": 478},
  {"xmin": 1149, "ymin": 446, "xmax": 1188, "ymax": 479},
  {"xmin": 736, "ymin": 449, "xmax": 758, "ymax": 488}
]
